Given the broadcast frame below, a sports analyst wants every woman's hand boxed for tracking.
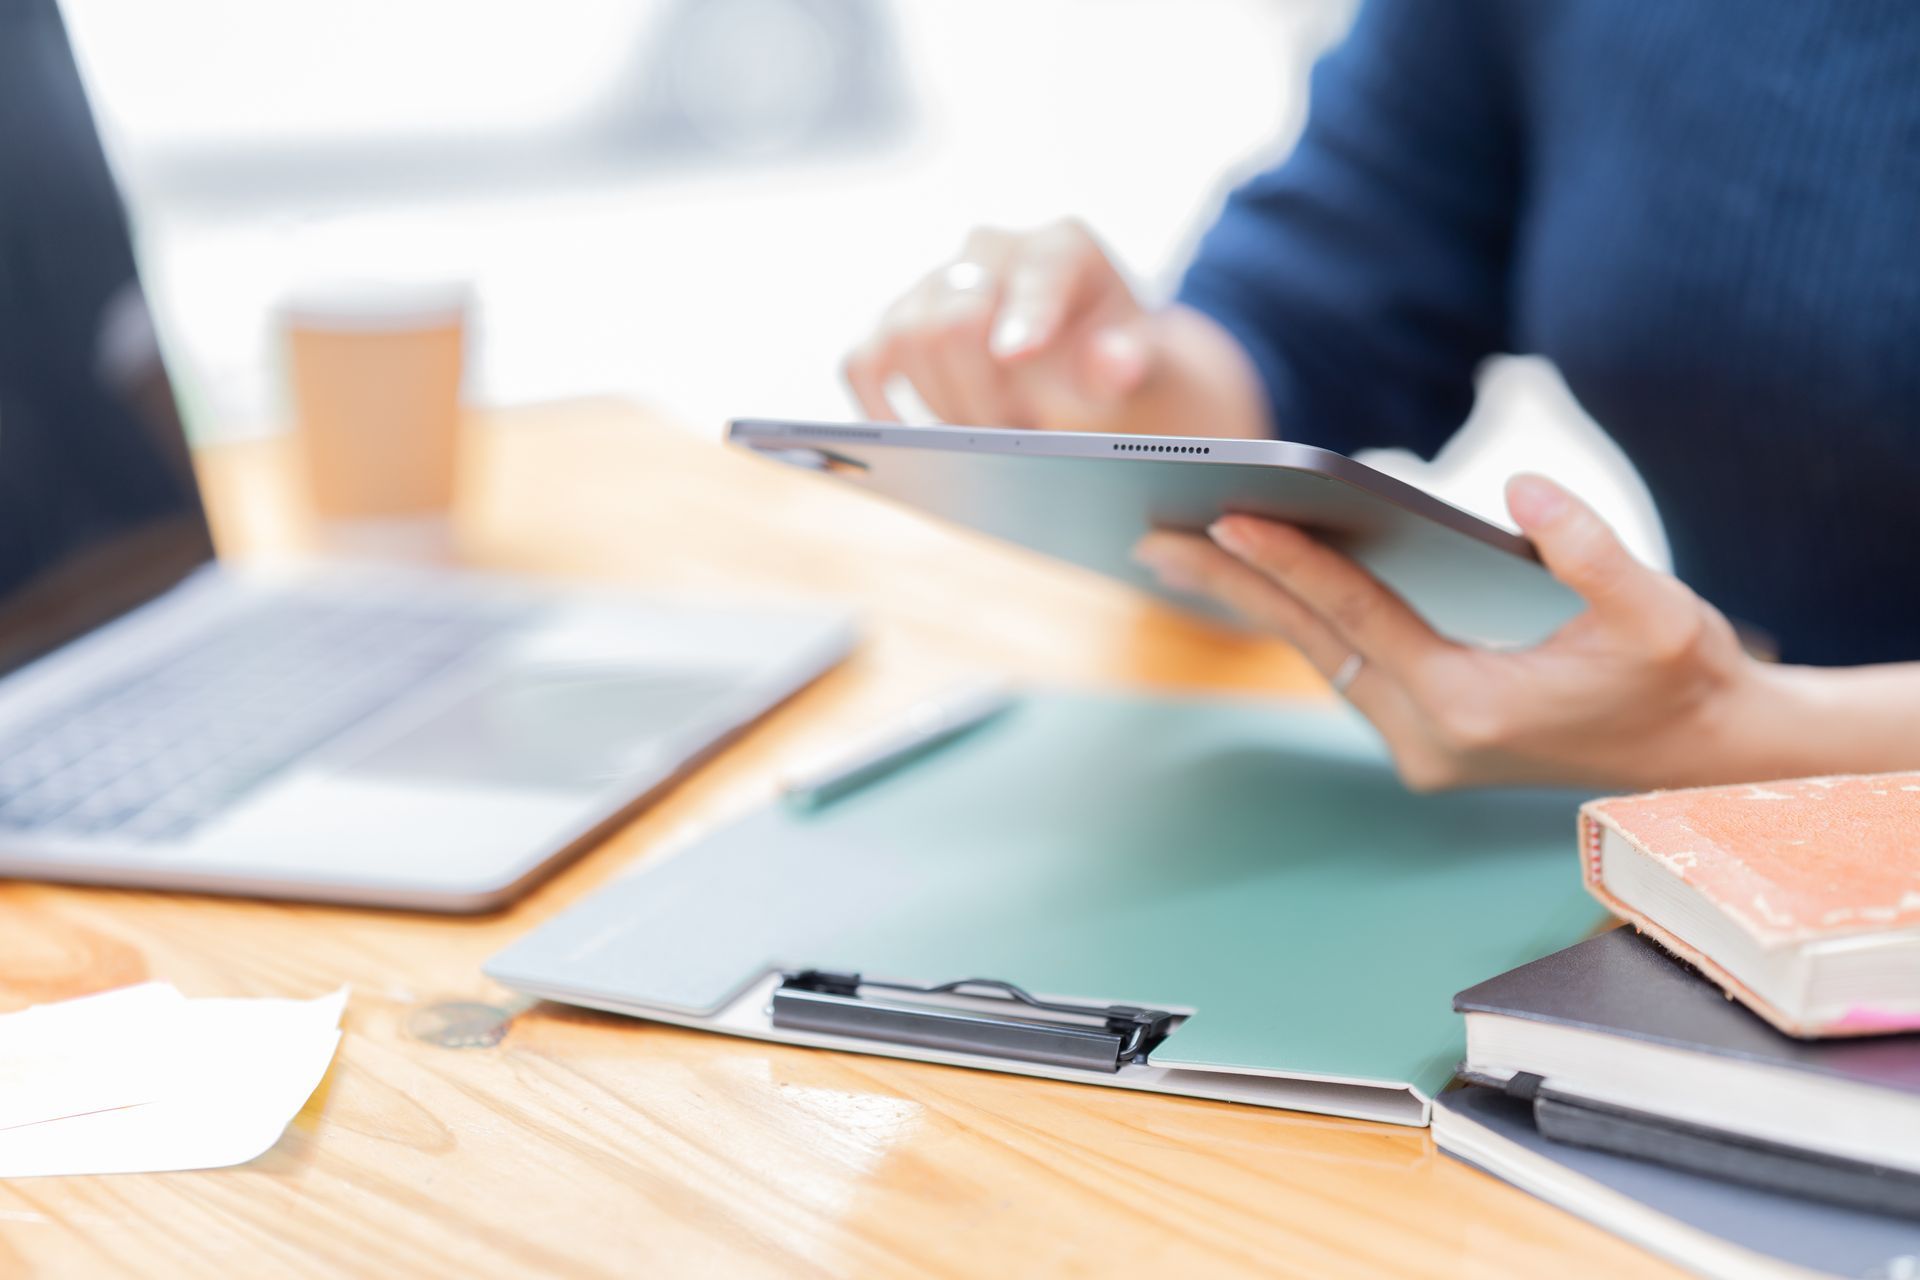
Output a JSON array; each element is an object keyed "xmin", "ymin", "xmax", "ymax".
[
  {"xmin": 843, "ymin": 220, "xmax": 1269, "ymax": 438},
  {"xmin": 1132, "ymin": 473, "xmax": 1799, "ymax": 791}
]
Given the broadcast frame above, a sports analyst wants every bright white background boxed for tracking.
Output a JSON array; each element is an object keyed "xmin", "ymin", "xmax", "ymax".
[{"xmin": 59, "ymin": 0, "xmax": 1665, "ymax": 564}]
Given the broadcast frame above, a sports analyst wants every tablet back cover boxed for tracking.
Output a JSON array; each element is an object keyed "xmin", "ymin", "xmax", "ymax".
[{"xmin": 729, "ymin": 420, "xmax": 1586, "ymax": 647}]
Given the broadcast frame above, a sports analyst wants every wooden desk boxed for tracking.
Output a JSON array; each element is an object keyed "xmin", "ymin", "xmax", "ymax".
[{"xmin": 0, "ymin": 401, "xmax": 1677, "ymax": 1279}]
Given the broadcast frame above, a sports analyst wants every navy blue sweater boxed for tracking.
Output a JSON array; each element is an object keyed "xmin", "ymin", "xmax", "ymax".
[{"xmin": 1178, "ymin": 0, "xmax": 1920, "ymax": 667}]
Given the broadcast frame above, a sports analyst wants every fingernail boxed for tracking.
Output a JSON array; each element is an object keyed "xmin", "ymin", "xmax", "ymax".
[
  {"xmin": 1132, "ymin": 544, "xmax": 1194, "ymax": 591},
  {"xmin": 1507, "ymin": 474, "xmax": 1567, "ymax": 525},
  {"xmin": 989, "ymin": 311, "xmax": 1033, "ymax": 358},
  {"xmin": 1150, "ymin": 562, "xmax": 1199, "ymax": 592},
  {"xmin": 1207, "ymin": 518, "xmax": 1248, "ymax": 557}
]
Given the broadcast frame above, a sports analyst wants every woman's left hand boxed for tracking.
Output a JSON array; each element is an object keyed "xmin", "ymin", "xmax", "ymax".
[{"xmin": 1132, "ymin": 474, "xmax": 1782, "ymax": 791}]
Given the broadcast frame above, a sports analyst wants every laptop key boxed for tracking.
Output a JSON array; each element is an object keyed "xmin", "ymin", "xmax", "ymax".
[{"xmin": 0, "ymin": 592, "xmax": 532, "ymax": 844}]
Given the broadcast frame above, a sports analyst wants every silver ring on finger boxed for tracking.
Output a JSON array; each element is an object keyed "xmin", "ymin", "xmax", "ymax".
[{"xmin": 1330, "ymin": 652, "xmax": 1365, "ymax": 696}]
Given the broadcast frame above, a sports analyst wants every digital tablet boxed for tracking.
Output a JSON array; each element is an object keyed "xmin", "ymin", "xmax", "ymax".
[{"xmin": 727, "ymin": 420, "xmax": 1583, "ymax": 647}]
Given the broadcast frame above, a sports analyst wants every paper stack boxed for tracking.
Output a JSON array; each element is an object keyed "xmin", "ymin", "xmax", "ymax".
[{"xmin": 0, "ymin": 983, "xmax": 346, "ymax": 1178}]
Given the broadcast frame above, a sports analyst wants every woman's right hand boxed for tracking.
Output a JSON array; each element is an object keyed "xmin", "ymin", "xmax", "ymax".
[{"xmin": 843, "ymin": 219, "xmax": 1271, "ymax": 439}]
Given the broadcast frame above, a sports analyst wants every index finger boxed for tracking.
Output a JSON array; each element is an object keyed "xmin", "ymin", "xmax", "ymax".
[{"xmin": 987, "ymin": 219, "xmax": 1105, "ymax": 361}]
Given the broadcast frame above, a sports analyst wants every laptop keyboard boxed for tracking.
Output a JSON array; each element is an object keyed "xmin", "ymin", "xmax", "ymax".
[{"xmin": 0, "ymin": 593, "xmax": 532, "ymax": 844}]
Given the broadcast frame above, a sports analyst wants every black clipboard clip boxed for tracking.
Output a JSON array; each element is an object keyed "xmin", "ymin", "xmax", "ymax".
[{"xmin": 770, "ymin": 970, "xmax": 1177, "ymax": 1074}]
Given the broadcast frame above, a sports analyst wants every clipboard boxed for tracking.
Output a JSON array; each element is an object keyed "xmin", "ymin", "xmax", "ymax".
[{"xmin": 485, "ymin": 691, "xmax": 1602, "ymax": 1126}]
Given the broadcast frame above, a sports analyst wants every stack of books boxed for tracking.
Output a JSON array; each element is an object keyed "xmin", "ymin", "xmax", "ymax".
[{"xmin": 1435, "ymin": 773, "xmax": 1920, "ymax": 1278}]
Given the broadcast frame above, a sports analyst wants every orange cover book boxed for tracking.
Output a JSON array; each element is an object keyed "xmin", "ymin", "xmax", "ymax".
[{"xmin": 1580, "ymin": 773, "xmax": 1920, "ymax": 1038}]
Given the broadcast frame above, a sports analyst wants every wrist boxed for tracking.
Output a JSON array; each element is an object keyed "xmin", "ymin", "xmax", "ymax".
[
  {"xmin": 1122, "ymin": 305, "xmax": 1271, "ymax": 440},
  {"xmin": 1707, "ymin": 659, "xmax": 1920, "ymax": 782},
  {"xmin": 1703, "ymin": 659, "xmax": 1821, "ymax": 782}
]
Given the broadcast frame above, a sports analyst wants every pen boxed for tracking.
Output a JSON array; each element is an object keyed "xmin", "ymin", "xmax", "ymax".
[{"xmin": 782, "ymin": 681, "xmax": 1018, "ymax": 811}]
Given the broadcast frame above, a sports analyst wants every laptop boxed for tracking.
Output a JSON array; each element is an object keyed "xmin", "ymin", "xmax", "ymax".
[{"xmin": 0, "ymin": 0, "xmax": 853, "ymax": 911}]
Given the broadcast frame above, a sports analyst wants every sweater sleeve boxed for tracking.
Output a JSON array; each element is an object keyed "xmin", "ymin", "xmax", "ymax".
[{"xmin": 1176, "ymin": 0, "xmax": 1519, "ymax": 457}]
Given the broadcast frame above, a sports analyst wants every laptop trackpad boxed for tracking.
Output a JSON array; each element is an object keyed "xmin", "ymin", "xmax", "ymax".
[{"xmin": 343, "ymin": 666, "xmax": 742, "ymax": 790}]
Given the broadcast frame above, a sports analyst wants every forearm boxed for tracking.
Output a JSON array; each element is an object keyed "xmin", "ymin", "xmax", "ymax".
[{"xmin": 1725, "ymin": 661, "xmax": 1920, "ymax": 779}]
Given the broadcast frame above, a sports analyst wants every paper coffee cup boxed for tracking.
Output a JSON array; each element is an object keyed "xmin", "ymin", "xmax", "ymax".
[{"xmin": 282, "ymin": 279, "xmax": 470, "ymax": 560}]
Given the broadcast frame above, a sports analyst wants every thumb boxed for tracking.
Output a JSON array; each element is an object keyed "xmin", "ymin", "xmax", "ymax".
[{"xmin": 1506, "ymin": 473, "xmax": 1678, "ymax": 628}]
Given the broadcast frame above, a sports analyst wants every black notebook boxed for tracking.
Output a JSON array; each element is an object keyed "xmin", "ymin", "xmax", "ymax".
[
  {"xmin": 1435, "ymin": 1086, "xmax": 1920, "ymax": 1280},
  {"xmin": 1471, "ymin": 1069, "xmax": 1920, "ymax": 1219},
  {"xmin": 1453, "ymin": 929, "xmax": 1920, "ymax": 1194}
]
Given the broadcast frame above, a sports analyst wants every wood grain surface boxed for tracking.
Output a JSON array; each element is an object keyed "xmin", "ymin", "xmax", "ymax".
[{"xmin": 0, "ymin": 400, "xmax": 1680, "ymax": 1279}]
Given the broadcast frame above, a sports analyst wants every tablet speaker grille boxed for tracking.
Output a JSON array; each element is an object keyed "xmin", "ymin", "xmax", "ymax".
[
  {"xmin": 1112, "ymin": 442, "xmax": 1210, "ymax": 455},
  {"xmin": 803, "ymin": 426, "xmax": 885, "ymax": 441}
]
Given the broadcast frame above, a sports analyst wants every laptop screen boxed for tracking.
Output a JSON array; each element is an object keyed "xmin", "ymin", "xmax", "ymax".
[{"xmin": 0, "ymin": 0, "xmax": 216, "ymax": 681}]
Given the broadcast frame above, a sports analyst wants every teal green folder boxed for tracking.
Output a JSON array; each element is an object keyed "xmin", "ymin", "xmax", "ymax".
[{"xmin": 486, "ymin": 691, "xmax": 1603, "ymax": 1125}]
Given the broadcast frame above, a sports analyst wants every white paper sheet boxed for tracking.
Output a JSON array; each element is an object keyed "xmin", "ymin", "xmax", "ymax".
[
  {"xmin": 0, "ymin": 984, "xmax": 346, "ymax": 1178},
  {"xmin": 0, "ymin": 984, "xmax": 183, "ymax": 1131}
]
